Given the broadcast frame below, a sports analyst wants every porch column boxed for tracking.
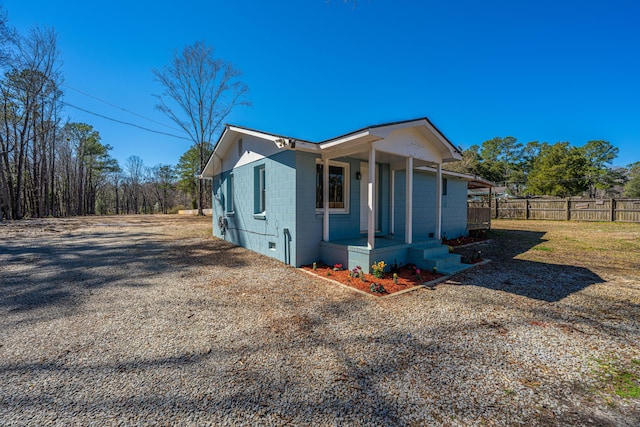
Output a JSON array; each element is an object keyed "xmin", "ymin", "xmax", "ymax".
[
  {"xmin": 322, "ymin": 157, "xmax": 330, "ymax": 241},
  {"xmin": 390, "ymin": 169, "xmax": 395, "ymax": 235},
  {"xmin": 367, "ymin": 148, "xmax": 376, "ymax": 250},
  {"xmin": 405, "ymin": 157, "xmax": 413, "ymax": 244},
  {"xmin": 435, "ymin": 163, "xmax": 442, "ymax": 240}
]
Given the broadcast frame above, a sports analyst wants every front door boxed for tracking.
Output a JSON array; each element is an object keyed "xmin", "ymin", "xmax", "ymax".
[{"xmin": 360, "ymin": 163, "xmax": 379, "ymax": 233}]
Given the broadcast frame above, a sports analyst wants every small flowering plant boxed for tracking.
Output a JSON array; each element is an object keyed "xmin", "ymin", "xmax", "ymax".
[
  {"xmin": 333, "ymin": 263, "xmax": 343, "ymax": 271},
  {"xmin": 371, "ymin": 260, "xmax": 387, "ymax": 279},
  {"xmin": 370, "ymin": 282, "xmax": 386, "ymax": 294},
  {"xmin": 350, "ymin": 266, "xmax": 363, "ymax": 278}
]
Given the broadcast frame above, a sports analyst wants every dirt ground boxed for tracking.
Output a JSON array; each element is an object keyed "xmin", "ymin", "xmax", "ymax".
[{"xmin": 1, "ymin": 215, "xmax": 639, "ymax": 425}]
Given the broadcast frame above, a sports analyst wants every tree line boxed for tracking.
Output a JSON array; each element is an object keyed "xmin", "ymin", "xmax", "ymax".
[
  {"xmin": 446, "ymin": 137, "xmax": 640, "ymax": 198},
  {"xmin": 3, "ymin": 4, "xmax": 638, "ymax": 221},
  {"xmin": 0, "ymin": 8, "xmax": 218, "ymax": 220}
]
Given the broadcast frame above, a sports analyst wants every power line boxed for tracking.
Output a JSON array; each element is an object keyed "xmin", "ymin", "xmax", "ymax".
[
  {"xmin": 62, "ymin": 83, "xmax": 184, "ymax": 133},
  {"xmin": 63, "ymin": 102, "xmax": 192, "ymax": 141}
]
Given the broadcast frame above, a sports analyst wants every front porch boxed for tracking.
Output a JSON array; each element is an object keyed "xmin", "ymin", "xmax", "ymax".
[
  {"xmin": 318, "ymin": 119, "xmax": 463, "ymax": 255},
  {"xmin": 319, "ymin": 236, "xmax": 471, "ymax": 275}
]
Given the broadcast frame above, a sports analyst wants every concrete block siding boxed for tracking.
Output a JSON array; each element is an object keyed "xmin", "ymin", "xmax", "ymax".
[
  {"xmin": 213, "ymin": 150, "xmax": 469, "ymax": 269},
  {"xmin": 294, "ymin": 152, "xmax": 392, "ymax": 267},
  {"xmin": 394, "ymin": 170, "xmax": 468, "ymax": 241},
  {"xmin": 441, "ymin": 177, "xmax": 468, "ymax": 239},
  {"xmin": 212, "ymin": 150, "xmax": 298, "ymax": 265}
]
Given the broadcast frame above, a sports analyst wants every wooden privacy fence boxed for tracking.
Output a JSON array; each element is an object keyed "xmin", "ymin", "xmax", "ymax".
[
  {"xmin": 468, "ymin": 201, "xmax": 492, "ymax": 230},
  {"xmin": 491, "ymin": 198, "xmax": 640, "ymax": 222}
]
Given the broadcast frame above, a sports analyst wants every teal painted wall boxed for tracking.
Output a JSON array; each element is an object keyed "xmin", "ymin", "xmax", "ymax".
[
  {"xmin": 441, "ymin": 177, "xmax": 468, "ymax": 238},
  {"xmin": 212, "ymin": 150, "xmax": 297, "ymax": 265},
  {"xmin": 294, "ymin": 152, "xmax": 391, "ymax": 266},
  {"xmin": 393, "ymin": 170, "xmax": 468, "ymax": 241},
  {"xmin": 212, "ymin": 150, "xmax": 468, "ymax": 268}
]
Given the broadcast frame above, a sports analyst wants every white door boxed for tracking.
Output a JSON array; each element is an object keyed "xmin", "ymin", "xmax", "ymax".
[{"xmin": 360, "ymin": 163, "xmax": 379, "ymax": 233}]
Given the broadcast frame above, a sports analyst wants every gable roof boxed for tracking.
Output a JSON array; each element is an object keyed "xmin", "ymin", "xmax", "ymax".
[
  {"xmin": 319, "ymin": 117, "xmax": 460, "ymax": 152},
  {"xmin": 201, "ymin": 117, "xmax": 462, "ymax": 178}
]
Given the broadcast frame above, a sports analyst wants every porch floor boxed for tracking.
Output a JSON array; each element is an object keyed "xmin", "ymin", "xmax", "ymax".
[{"xmin": 328, "ymin": 235, "xmax": 436, "ymax": 249}]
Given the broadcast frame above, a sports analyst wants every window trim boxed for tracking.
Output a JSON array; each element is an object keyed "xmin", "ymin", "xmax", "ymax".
[
  {"xmin": 315, "ymin": 159, "xmax": 350, "ymax": 214},
  {"xmin": 226, "ymin": 172, "xmax": 234, "ymax": 213},
  {"xmin": 258, "ymin": 165, "xmax": 266, "ymax": 215},
  {"xmin": 253, "ymin": 164, "xmax": 266, "ymax": 219}
]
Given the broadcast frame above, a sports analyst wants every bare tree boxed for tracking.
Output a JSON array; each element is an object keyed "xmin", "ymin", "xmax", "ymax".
[
  {"xmin": 125, "ymin": 155, "xmax": 144, "ymax": 214},
  {"xmin": 153, "ymin": 41, "xmax": 249, "ymax": 215},
  {"xmin": 0, "ymin": 6, "xmax": 16, "ymax": 67},
  {"xmin": 149, "ymin": 164, "xmax": 175, "ymax": 214},
  {"xmin": 0, "ymin": 26, "xmax": 62, "ymax": 219}
]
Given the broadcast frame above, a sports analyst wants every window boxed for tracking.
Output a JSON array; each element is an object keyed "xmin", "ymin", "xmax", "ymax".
[
  {"xmin": 238, "ymin": 138, "xmax": 243, "ymax": 157},
  {"xmin": 226, "ymin": 173, "xmax": 234, "ymax": 212},
  {"xmin": 442, "ymin": 177, "xmax": 448, "ymax": 196},
  {"xmin": 254, "ymin": 165, "xmax": 266, "ymax": 215},
  {"xmin": 316, "ymin": 160, "xmax": 349, "ymax": 213}
]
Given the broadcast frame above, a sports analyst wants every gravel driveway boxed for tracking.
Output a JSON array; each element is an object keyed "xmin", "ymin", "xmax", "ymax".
[{"xmin": 1, "ymin": 216, "xmax": 639, "ymax": 426}]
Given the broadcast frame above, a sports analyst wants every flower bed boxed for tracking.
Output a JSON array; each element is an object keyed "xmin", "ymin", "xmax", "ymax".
[
  {"xmin": 301, "ymin": 263, "xmax": 442, "ymax": 296},
  {"xmin": 443, "ymin": 235, "xmax": 487, "ymax": 247}
]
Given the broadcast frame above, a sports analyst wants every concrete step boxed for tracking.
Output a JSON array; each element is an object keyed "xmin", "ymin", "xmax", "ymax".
[
  {"xmin": 420, "ymin": 253, "xmax": 462, "ymax": 272},
  {"xmin": 408, "ymin": 242, "xmax": 448, "ymax": 261},
  {"xmin": 408, "ymin": 241, "xmax": 474, "ymax": 276}
]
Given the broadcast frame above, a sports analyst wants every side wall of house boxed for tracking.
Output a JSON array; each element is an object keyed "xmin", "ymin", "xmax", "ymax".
[
  {"xmin": 294, "ymin": 152, "xmax": 323, "ymax": 266},
  {"xmin": 441, "ymin": 177, "xmax": 468, "ymax": 238},
  {"xmin": 393, "ymin": 170, "xmax": 468, "ymax": 240},
  {"xmin": 212, "ymin": 149, "xmax": 298, "ymax": 265}
]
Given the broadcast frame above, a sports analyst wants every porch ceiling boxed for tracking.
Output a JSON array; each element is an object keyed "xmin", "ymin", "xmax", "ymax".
[{"xmin": 350, "ymin": 151, "xmax": 439, "ymax": 168}]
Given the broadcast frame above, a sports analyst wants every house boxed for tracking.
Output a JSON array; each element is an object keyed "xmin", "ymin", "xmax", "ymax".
[{"xmin": 201, "ymin": 117, "xmax": 491, "ymax": 274}]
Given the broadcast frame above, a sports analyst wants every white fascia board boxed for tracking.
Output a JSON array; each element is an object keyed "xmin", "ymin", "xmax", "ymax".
[
  {"xmin": 294, "ymin": 141, "xmax": 320, "ymax": 152},
  {"xmin": 201, "ymin": 127, "xmax": 234, "ymax": 178},
  {"xmin": 227, "ymin": 125, "xmax": 280, "ymax": 142},
  {"xmin": 420, "ymin": 120, "xmax": 462, "ymax": 160},
  {"xmin": 320, "ymin": 140, "xmax": 374, "ymax": 160},
  {"xmin": 227, "ymin": 125, "xmax": 317, "ymax": 151},
  {"xmin": 319, "ymin": 130, "xmax": 372, "ymax": 150},
  {"xmin": 201, "ymin": 155, "xmax": 215, "ymax": 178}
]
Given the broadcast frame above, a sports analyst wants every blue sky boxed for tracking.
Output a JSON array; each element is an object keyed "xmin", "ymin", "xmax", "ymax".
[{"xmin": 4, "ymin": 0, "xmax": 640, "ymax": 169}]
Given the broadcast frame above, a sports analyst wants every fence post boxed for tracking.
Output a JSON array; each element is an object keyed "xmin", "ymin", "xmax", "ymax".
[
  {"xmin": 525, "ymin": 199, "xmax": 530, "ymax": 220},
  {"xmin": 610, "ymin": 198, "xmax": 616, "ymax": 222},
  {"xmin": 494, "ymin": 198, "xmax": 499, "ymax": 219},
  {"xmin": 566, "ymin": 198, "xmax": 571, "ymax": 220}
]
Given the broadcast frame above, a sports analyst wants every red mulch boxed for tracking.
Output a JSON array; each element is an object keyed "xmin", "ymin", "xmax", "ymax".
[{"xmin": 301, "ymin": 263, "xmax": 442, "ymax": 296}]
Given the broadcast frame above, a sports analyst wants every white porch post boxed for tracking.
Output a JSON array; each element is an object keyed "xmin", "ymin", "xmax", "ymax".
[
  {"xmin": 436, "ymin": 163, "xmax": 442, "ymax": 240},
  {"xmin": 405, "ymin": 157, "xmax": 413, "ymax": 244},
  {"xmin": 322, "ymin": 157, "xmax": 330, "ymax": 242},
  {"xmin": 367, "ymin": 148, "xmax": 376, "ymax": 250},
  {"xmin": 390, "ymin": 169, "xmax": 395, "ymax": 235}
]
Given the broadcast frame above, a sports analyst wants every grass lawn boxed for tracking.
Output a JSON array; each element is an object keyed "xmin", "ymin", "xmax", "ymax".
[{"xmin": 490, "ymin": 219, "xmax": 640, "ymax": 278}]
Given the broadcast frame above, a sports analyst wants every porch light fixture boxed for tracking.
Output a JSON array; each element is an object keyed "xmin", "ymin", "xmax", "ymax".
[{"xmin": 355, "ymin": 171, "xmax": 362, "ymax": 180}]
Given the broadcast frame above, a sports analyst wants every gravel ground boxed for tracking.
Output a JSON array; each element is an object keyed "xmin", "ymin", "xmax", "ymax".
[{"xmin": 1, "ymin": 215, "xmax": 639, "ymax": 426}]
